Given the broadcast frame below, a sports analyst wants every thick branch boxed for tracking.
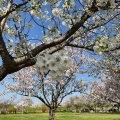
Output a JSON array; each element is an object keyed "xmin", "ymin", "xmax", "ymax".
[
  {"xmin": 35, "ymin": 96, "xmax": 51, "ymax": 108},
  {"xmin": 108, "ymin": 99, "xmax": 120, "ymax": 104},
  {"xmin": 1, "ymin": 0, "xmax": 13, "ymax": 31},
  {"xmin": 0, "ymin": 31, "xmax": 12, "ymax": 63},
  {"xmin": 0, "ymin": 1, "xmax": 28, "ymax": 21},
  {"xmin": 14, "ymin": 12, "xmax": 91, "ymax": 64}
]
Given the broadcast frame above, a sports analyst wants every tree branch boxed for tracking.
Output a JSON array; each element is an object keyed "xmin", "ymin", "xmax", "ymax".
[
  {"xmin": 108, "ymin": 98, "xmax": 120, "ymax": 104},
  {"xmin": 14, "ymin": 12, "xmax": 91, "ymax": 65},
  {"xmin": 0, "ymin": 1, "xmax": 28, "ymax": 21},
  {"xmin": 0, "ymin": 0, "xmax": 13, "ymax": 31},
  {"xmin": 67, "ymin": 43, "xmax": 94, "ymax": 51},
  {"xmin": 0, "ymin": 31, "xmax": 13, "ymax": 63}
]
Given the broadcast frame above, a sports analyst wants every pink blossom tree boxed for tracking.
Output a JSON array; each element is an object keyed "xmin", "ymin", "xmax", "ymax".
[
  {"xmin": 5, "ymin": 67, "xmax": 87, "ymax": 119},
  {"xmin": 15, "ymin": 96, "xmax": 33, "ymax": 113},
  {"xmin": 0, "ymin": 95, "xmax": 16, "ymax": 113},
  {"xmin": 2, "ymin": 49, "xmax": 91, "ymax": 120},
  {"xmin": 69, "ymin": 96, "xmax": 83, "ymax": 112},
  {"xmin": 89, "ymin": 81, "xmax": 109, "ymax": 112},
  {"xmin": 90, "ymin": 71, "xmax": 120, "ymax": 112},
  {"xmin": 61, "ymin": 100, "xmax": 71, "ymax": 112}
]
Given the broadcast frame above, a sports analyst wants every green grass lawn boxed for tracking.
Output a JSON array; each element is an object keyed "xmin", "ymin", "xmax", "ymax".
[{"xmin": 0, "ymin": 113, "xmax": 120, "ymax": 120}]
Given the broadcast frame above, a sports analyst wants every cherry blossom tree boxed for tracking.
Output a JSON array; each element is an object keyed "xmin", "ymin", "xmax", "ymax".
[
  {"xmin": 88, "ymin": 29, "xmax": 120, "ymax": 107},
  {"xmin": 90, "ymin": 33, "xmax": 120, "ymax": 108},
  {"xmin": 14, "ymin": 97, "xmax": 41, "ymax": 113},
  {"xmin": 2, "ymin": 49, "xmax": 90, "ymax": 120},
  {"xmin": 0, "ymin": 0, "xmax": 120, "ymax": 81},
  {"xmin": 0, "ymin": 95, "xmax": 16, "ymax": 113},
  {"xmin": 101, "ymin": 56, "xmax": 120, "ymax": 105},
  {"xmin": 89, "ymin": 81, "xmax": 109, "ymax": 112},
  {"xmin": 69, "ymin": 96, "xmax": 82, "ymax": 112},
  {"xmin": 31, "ymin": 102, "xmax": 41, "ymax": 108},
  {"xmin": 89, "ymin": 73, "xmax": 120, "ymax": 112},
  {"xmin": 15, "ymin": 96, "xmax": 33, "ymax": 113},
  {"xmin": 61, "ymin": 100, "xmax": 71, "ymax": 112},
  {"xmin": 103, "ymin": 77, "xmax": 120, "ymax": 110},
  {"xmin": 30, "ymin": 102, "xmax": 41, "ymax": 113},
  {"xmin": 61, "ymin": 94, "xmax": 95, "ymax": 112},
  {"xmin": 69, "ymin": 95, "xmax": 93, "ymax": 112}
]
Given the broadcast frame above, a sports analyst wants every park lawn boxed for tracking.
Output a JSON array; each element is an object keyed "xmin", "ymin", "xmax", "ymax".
[{"xmin": 0, "ymin": 113, "xmax": 120, "ymax": 120}]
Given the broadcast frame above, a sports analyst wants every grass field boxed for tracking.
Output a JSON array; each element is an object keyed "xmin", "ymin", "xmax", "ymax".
[{"xmin": 0, "ymin": 113, "xmax": 120, "ymax": 120}]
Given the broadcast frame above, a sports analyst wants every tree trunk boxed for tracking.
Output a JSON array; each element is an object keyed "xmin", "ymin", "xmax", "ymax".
[
  {"xmin": 95, "ymin": 105, "xmax": 97, "ymax": 113},
  {"xmin": 49, "ymin": 108, "xmax": 55, "ymax": 120}
]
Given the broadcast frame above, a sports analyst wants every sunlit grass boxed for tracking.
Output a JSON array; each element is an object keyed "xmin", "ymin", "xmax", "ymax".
[{"xmin": 0, "ymin": 113, "xmax": 120, "ymax": 120}]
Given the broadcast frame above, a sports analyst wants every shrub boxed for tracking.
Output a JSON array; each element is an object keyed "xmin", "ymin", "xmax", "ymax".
[
  {"xmin": 63, "ymin": 110, "xmax": 66, "ymax": 112},
  {"xmin": 1, "ymin": 110, "xmax": 6, "ymax": 114},
  {"xmin": 13, "ymin": 108, "xmax": 17, "ymax": 114},
  {"xmin": 42, "ymin": 107, "xmax": 46, "ymax": 112},
  {"xmin": 8, "ymin": 109, "xmax": 12, "ymax": 113}
]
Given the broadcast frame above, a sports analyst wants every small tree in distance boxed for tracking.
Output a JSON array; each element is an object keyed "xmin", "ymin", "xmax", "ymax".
[
  {"xmin": 0, "ymin": 96, "xmax": 16, "ymax": 113},
  {"xmin": 61, "ymin": 100, "xmax": 71, "ymax": 112},
  {"xmin": 14, "ymin": 96, "xmax": 33, "ymax": 113}
]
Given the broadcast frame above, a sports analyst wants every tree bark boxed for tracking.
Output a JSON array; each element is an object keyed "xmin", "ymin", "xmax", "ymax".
[{"xmin": 49, "ymin": 108, "xmax": 55, "ymax": 120}]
